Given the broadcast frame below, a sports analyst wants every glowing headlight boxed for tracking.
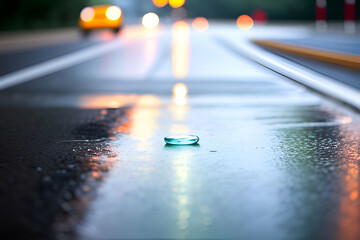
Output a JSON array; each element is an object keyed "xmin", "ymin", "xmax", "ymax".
[
  {"xmin": 106, "ymin": 6, "xmax": 122, "ymax": 21},
  {"xmin": 80, "ymin": 7, "xmax": 95, "ymax": 22}
]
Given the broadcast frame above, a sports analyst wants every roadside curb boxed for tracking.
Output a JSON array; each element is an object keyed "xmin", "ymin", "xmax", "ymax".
[
  {"xmin": 217, "ymin": 37, "xmax": 360, "ymax": 112},
  {"xmin": 253, "ymin": 40, "xmax": 360, "ymax": 69}
]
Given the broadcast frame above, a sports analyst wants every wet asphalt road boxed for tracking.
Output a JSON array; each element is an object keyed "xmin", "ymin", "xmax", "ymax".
[{"xmin": 0, "ymin": 23, "xmax": 360, "ymax": 240}]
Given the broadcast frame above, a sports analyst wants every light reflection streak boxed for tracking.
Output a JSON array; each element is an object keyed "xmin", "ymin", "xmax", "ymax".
[
  {"xmin": 101, "ymin": 27, "xmax": 159, "ymax": 77},
  {"xmin": 93, "ymin": 26, "xmax": 154, "ymax": 42},
  {"xmin": 170, "ymin": 124, "xmax": 189, "ymax": 134},
  {"xmin": 170, "ymin": 87, "xmax": 189, "ymax": 122},
  {"xmin": 122, "ymin": 27, "xmax": 159, "ymax": 78},
  {"xmin": 174, "ymin": 97, "xmax": 186, "ymax": 106},
  {"xmin": 79, "ymin": 94, "xmax": 139, "ymax": 109},
  {"xmin": 80, "ymin": 94, "xmax": 161, "ymax": 153},
  {"xmin": 172, "ymin": 150, "xmax": 191, "ymax": 231},
  {"xmin": 170, "ymin": 103, "xmax": 188, "ymax": 122},
  {"xmin": 144, "ymin": 30, "xmax": 159, "ymax": 69},
  {"xmin": 129, "ymin": 95, "xmax": 161, "ymax": 152},
  {"xmin": 121, "ymin": 26, "xmax": 161, "ymax": 42},
  {"xmin": 100, "ymin": 31, "xmax": 115, "ymax": 41},
  {"xmin": 172, "ymin": 21, "xmax": 190, "ymax": 79},
  {"xmin": 168, "ymin": 82, "xmax": 192, "ymax": 232},
  {"xmin": 172, "ymin": 83, "xmax": 188, "ymax": 106}
]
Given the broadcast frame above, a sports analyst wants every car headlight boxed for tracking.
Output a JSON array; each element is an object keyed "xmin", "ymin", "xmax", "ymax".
[
  {"xmin": 106, "ymin": 6, "xmax": 122, "ymax": 21},
  {"xmin": 80, "ymin": 7, "xmax": 95, "ymax": 22}
]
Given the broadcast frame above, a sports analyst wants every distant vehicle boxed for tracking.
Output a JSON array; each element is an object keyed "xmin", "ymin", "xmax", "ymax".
[{"xmin": 79, "ymin": 5, "xmax": 123, "ymax": 36}]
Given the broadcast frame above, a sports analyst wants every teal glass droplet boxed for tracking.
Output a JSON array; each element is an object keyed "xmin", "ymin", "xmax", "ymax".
[{"xmin": 164, "ymin": 135, "xmax": 199, "ymax": 145}]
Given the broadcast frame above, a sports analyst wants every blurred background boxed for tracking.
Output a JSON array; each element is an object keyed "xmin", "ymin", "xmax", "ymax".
[{"xmin": 0, "ymin": 0, "xmax": 359, "ymax": 31}]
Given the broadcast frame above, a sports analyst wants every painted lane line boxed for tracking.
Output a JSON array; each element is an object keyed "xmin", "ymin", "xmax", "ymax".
[
  {"xmin": 0, "ymin": 39, "xmax": 129, "ymax": 91},
  {"xmin": 217, "ymin": 37, "xmax": 360, "ymax": 111}
]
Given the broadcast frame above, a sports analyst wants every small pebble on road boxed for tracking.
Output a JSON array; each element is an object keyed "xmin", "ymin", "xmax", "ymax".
[{"xmin": 164, "ymin": 135, "xmax": 199, "ymax": 145}]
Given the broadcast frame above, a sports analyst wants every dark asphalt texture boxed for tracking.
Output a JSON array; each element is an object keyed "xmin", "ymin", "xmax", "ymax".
[{"xmin": 0, "ymin": 106, "xmax": 129, "ymax": 239}]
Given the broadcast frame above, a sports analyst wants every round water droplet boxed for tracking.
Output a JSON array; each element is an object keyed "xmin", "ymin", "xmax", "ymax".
[{"xmin": 164, "ymin": 135, "xmax": 199, "ymax": 145}]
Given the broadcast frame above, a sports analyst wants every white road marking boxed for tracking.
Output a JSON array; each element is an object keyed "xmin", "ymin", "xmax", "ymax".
[
  {"xmin": 218, "ymin": 37, "xmax": 360, "ymax": 111},
  {"xmin": 0, "ymin": 39, "xmax": 130, "ymax": 90}
]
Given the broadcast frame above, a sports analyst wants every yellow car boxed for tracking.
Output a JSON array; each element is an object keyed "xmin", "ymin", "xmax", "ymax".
[{"xmin": 79, "ymin": 5, "xmax": 123, "ymax": 35}]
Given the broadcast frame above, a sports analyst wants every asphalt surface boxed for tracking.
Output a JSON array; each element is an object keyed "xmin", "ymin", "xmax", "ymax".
[
  {"xmin": 0, "ymin": 23, "xmax": 360, "ymax": 240},
  {"xmin": 0, "ymin": 39, "xmax": 99, "ymax": 76}
]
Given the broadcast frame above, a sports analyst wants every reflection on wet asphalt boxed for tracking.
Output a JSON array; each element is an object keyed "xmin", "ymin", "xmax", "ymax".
[
  {"xmin": 0, "ymin": 23, "xmax": 359, "ymax": 240},
  {"xmin": 77, "ymin": 94, "xmax": 360, "ymax": 240}
]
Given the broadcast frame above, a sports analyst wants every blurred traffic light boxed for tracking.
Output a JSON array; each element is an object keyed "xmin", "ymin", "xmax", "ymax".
[
  {"xmin": 236, "ymin": 15, "xmax": 254, "ymax": 30},
  {"xmin": 169, "ymin": 0, "xmax": 186, "ymax": 8},
  {"xmin": 192, "ymin": 17, "xmax": 209, "ymax": 32},
  {"xmin": 152, "ymin": 0, "xmax": 168, "ymax": 8},
  {"xmin": 252, "ymin": 9, "xmax": 267, "ymax": 24}
]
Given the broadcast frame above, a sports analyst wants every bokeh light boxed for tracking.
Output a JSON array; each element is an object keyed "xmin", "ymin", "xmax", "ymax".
[
  {"xmin": 100, "ymin": 31, "xmax": 115, "ymax": 41},
  {"xmin": 80, "ymin": 7, "xmax": 95, "ymax": 22},
  {"xmin": 173, "ymin": 83, "xmax": 188, "ymax": 98},
  {"xmin": 106, "ymin": 6, "xmax": 122, "ymax": 21},
  {"xmin": 142, "ymin": 13, "xmax": 160, "ymax": 29},
  {"xmin": 171, "ymin": 7, "xmax": 187, "ymax": 21},
  {"xmin": 152, "ymin": 0, "xmax": 168, "ymax": 7},
  {"xmin": 236, "ymin": 15, "xmax": 254, "ymax": 30},
  {"xmin": 252, "ymin": 9, "xmax": 267, "ymax": 24},
  {"xmin": 169, "ymin": 0, "xmax": 186, "ymax": 8},
  {"xmin": 173, "ymin": 83, "xmax": 188, "ymax": 106},
  {"xmin": 192, "ymin": 17, "xmax": 209, "ymax": 32}
]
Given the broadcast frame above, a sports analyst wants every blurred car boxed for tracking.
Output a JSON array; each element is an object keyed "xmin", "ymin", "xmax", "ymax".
[{"xmin": 79, "ymin": 5, "xmax": 123, "ymax": 36}]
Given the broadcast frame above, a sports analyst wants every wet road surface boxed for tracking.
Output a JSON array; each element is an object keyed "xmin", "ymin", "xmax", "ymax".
[
  {"xmin": 0, "ymin": 23, "xmax": 360, "ymax": 239},
  {"xmin": 0, "ymin": 39, "xmax": 99, "ymax": 76}
]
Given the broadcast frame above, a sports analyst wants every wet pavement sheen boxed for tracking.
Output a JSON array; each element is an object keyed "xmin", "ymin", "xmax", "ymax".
[
  {"xmin": 77, "ymin": 94, "xmax": 360, "ymax": 240},
  {"xmin": 0, "ymin": 23, "xmax": 359, "ymax": 240}
]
